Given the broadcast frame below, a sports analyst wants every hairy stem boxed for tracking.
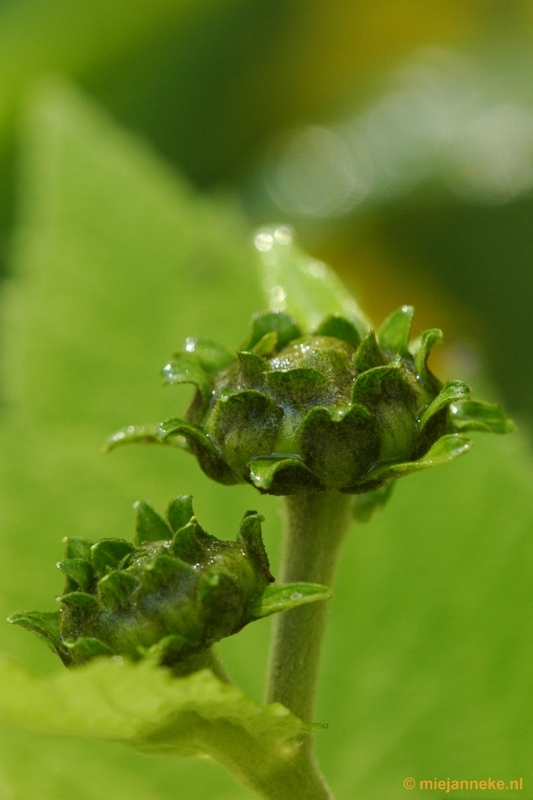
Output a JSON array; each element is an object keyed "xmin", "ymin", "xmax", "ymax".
[
  {"xmin": 192, "ymin": 719, "xmax": 335, "ymax": 800},
  {"xmin": 170, "ymin": 647, "xmax": 230, "ymax": 682},
  {"xmin": 266, "ymin": 492, "xmax": 353, "ymax": 724},
  {"xmin": 170, "ymin": 494, "xmax": 352, "ymax": 799}
]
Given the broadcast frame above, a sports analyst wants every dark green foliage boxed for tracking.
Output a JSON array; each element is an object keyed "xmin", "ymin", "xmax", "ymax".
[
  {"xmin": 108, "ymin": 308, "xmax": 515, "ymax": 496},
  {"xmin": 9, "ymin": 497, "xmax": 330, "ymax": 671}
]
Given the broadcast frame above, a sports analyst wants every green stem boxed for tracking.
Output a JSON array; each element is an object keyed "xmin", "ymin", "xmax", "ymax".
[
  {"xmin": 266, "ymin": 492, "xmax": 353, "ymax": 724},
  {"xmin": 165, "ymin": 494, "xmax": 352, "ymax": 798},
  {"xmin": 170, "ymin": 647, "xmax": 230, "ymax": 682},
  {"xmin": 192, "ymin": 718, "xmax": 335, "ymax": 800}
]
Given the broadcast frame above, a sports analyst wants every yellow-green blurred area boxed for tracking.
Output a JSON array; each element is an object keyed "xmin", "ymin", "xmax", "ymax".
[
  {"xmin": 0, "ymin": 0, "xmax": 531, "ymax": 414},
  {"xmin": 0, "ymin": 2, "xmax": 533, "ymax": 799}
]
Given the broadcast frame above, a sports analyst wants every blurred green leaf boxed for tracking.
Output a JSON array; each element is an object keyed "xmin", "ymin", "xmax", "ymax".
[
  {"xmin": 0, "ymin": 80, "xmax": 270, "ymax": 799},
  {"xmin": 0, "ymin": 657, "xmax": 308, "ymax": 754},
  {"xmin": 0, "ymin": 0, "xmax": 218, "ymax": 151},
  {"xmin": 255, "ymin": 225, "xmax": 369, "ymax": 334},
  {"xmin": 318, "ymin": 432, "xmax": 533, "ymax": 798}
]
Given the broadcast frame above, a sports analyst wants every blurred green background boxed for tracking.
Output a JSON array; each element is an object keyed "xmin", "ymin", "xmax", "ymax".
[
  {"xmin": 1, "ymin": 0, "xmax": 532, "ymax": 417},
  {"xmin": 0, "ymin": 1, "xmax": 532, "ymax": 798}
]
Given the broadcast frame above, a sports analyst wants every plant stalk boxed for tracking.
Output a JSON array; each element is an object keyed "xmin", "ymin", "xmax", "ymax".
[
  {"xmin": 266, "ymin": 492, "xmax": 353, "ymax": 724},
  {"xmin": 193, "ymin": 718, "xmax": 335, "ymax": 800},
  {"xmin": 170, "ymin": 647, "xmax": 230, "ymax": 682}
]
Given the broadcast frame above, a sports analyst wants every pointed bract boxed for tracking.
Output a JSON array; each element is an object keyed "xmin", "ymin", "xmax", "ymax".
[
  {"xmin": 418, "ymin": 380, "xmax": 470, "ymax": 431},
  {"xmin": 67, "ymin": 637, "xmax": 112, "ymax": 662},
  {"xmin": 237, "ymin": 513, "xmax": 273, "ymax": 585},
  {"xmin": 180, "ymin": 338, "xmax": 234, "ymax": 374},
  {"xmin": 448, "ymin": 399, "xmax": 516, "ymax": 435},
  {"xmin": 412, "ymin": 328, "xmax": 443, "ymax": 386},
  {"xmin": 157, "ymin": 417, "xmax": 239, "ymax": 485},
  {"xmin": 315, "ymin": 314, "xmax": 361, "ymax": 348},
  {"xmin": 353, "ymin": 330, "xmax": 385, "ymax": 373},
  {"xmin": 166, "ymin": 495, "xmax": 195, "ymax": 533},
  {"xmin": 170, "ymin": 521, "xmax": 207, "ymax": 564},
  {"xmin": 247, "ymin": 457, "xmax": 324, "ymax": 495},
  {"xmin": 98, "ymin": 571, "xmax": 139, "ymax": 610},
  {"xmin": 63, "ymin": 536, "xmax": 93, "ymax": 561},
  {"xmin": 301, "ymin": 405, "xmax": 378, "ymax": 489},
  {"xmin": 208, "ymin": 391, "xmax": 283, "ymax": 473},
  {"xmin": 364, "ymin": 433, "xmax": 472, "ymax": 487},
  {"xmin": 251, "ymin": 330, "xmax": 278, "ymax": 357},
  {"xmin": 57, "ymin": 558, "xmax": 95, "ymax": 593},
  {"xmin": 248, "ymin": 583, "xmax": 332, "ymax": 620},
  {"xmin": 237, "ymin": 351, "xmax": 268, "ymax": 386},
  {"xmin": 378, "ymin": 305, "xmax": 414, "ymax": 357},
  {"xmin": 90, "ymin": 539, "xmax": 136, "ymax": 577},
  {"xmin": 104, "ymin": 424, "xmax": 160, "ymax": 453},
  {"xmin": 242, "ymin": 311, "xmax": 302, "ymax": 352},
  {"xmin": 266, "ymin": 368, "xmax": 331, "ymax": 409},
  {"xmin": 134, "ymin": 500, "xmax": 172, "ymax": 545},
  {"xmin": 60, "ymin": 592, "xmax": 99, "ymax": 611},
  {"xmin": 161, "ymin": 353, "xmax": 211, "ymax": 404},
  {"xmin": 8, "ymin": 611, "xmax": 69, "ymax": 663}
]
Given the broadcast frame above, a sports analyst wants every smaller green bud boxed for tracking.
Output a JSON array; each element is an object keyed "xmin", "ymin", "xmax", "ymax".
[{"xmin": 8, "ymin": 497, "xmax": 330, "ymax": 673}]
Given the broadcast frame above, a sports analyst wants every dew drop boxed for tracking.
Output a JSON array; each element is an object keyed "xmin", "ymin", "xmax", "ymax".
[
  {"xmin": 307, "ymin": 261, "xmax": 326, "ymax": 279},
  {"xmin": 254, "ymin": 229, "xmax": 274, "ymax": 252},
  {"xmin": 274, "ymin": 226, "xmax": 293, "ymax": 245}
]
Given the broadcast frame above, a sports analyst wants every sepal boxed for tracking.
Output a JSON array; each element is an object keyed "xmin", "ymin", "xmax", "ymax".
[
  {"xmin": 180, "ymin": 338, "xmax": 234, "ymax": 373},
  {"xmin": 134, "ymin": 500, "xmax": 172, "ymax": 545},
  {"xmin": 418, "ymin": 380, "xmax": 471, "ymax": 430},
  {"xmin": 90, "ymin": 539, "xmax": 136, "ymax": 577},
  {"xmin": 157, "ymin": 417, "xmax": 239, "ymax": 485},
  {"xmin": 364, "ymin": 434, "xmax": 472, "ymax": 486},
  {"xmin": 104, "ymin": 424, "xmax": 160, "ymax": 453},
  {"xmin": 412, "ymin": 328, "xmax": 443, "ymax": 386},
  {"xmin": 166, "ymin": 495, "xmax": 195, "ymax": 532},
  {"xmin": 7, "ymin": 611, "xmax": 69, "ymax": 663},
  {"xmin": 378, "ymin": 305, "xmax": 414, "ymax": 357},
  {"xmin": 242, "ymin": 311, "xmax": 301, "ymax": 352},
  {"xmin": 352, "ymin": 482, "xmax": 395, "ymax": 523},
  {"xmin": 353, "ymin": 330, "xmax": 385, "ymax": 373},
  {"xmin": 59, "ymin": 592, "xmax": 99, "ymax": 611},
  {"xmin": 247, "ymin": 583, "xmax": 332, "ymax": 620},
  {"xmin": 170, "ymin": 521, "xmax": 208, "ymax": 564},
  {"xmin": 237, "ymin": 512, "xmax": 273, "ymax": 584},
  {"xmin": 247, "ymin": 457, "xmax": 324, "ymax": 495},
  {"xmin": 301, "ymin": 405, "xmax": 378, "ymax": 489},
  {"xmin": 161, "ymin": 353, "xmax": 211, "ymax": 403},
  {"xmin": 57, "ymin": 558, "xmax": 95, "ymax": 592},
  {"xmin": 207, "ymin": 391, "xmax": 283, "ymax": 474},
  {"xmin": 66, "ymin": 638, "xmax": 112, "ymax": 660},
  {"xmin": 448, "ymin": 399, "xmax": 516, "ymax": 434},
  {"xmin": 98, "ymin": 571, "xmax": 139, "ymax": 610},
  {"xmin": 315, "ymin": 314, "xmax": 361, "ymax": 348}
]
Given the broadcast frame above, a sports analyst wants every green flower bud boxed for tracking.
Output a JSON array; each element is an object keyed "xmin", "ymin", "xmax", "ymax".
[
  {"xmin": 8, "ymin": 497, "xmax": 329, "ymax": 671},
  {"xmin": 108, "ymin": 307, "xmax": 515, "ymax": 496}
]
